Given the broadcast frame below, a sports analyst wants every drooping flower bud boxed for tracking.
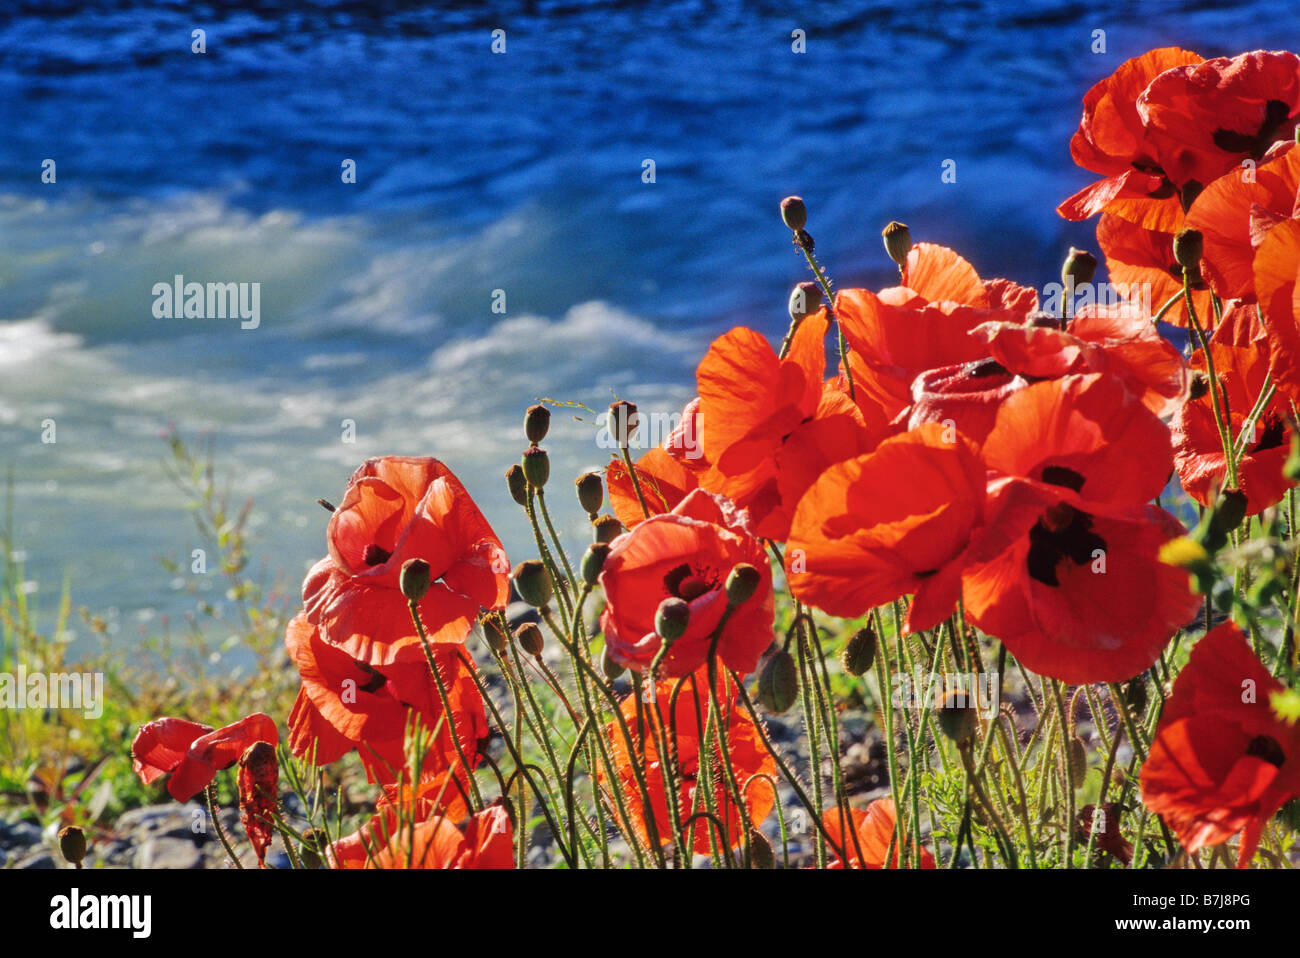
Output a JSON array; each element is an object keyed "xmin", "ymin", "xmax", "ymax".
[
  {"xmin": 780, "ymin": 196, "xmax": 808, "ymax": 231},
  {"xmin": 524, "ymin": 404, "xmax": 551, "ymax": 444},
  {"xmin": 608, "ymin": 401, "xmax": 640, "ymax": 448},
  {"xmin": 936, "ymin": 689, "xmax": 977, "ymax": 744},
  {"xmin": 1068, "ymin": 738, "xmax": 1088, "ymax": 787},
  {"xmin": 298, "ymin": 828, "xmax": 324, "ymax": 869},
  {"xmin": 882, "ymin": 220, "xmax": 912, "ymax": 268},
  {"xmin": 522, "ymin": 446, "xmax": 550, "ymax": 488},
  {"xmin": 655, "ymin": 597, "xmax": 691, "ymax": 643},
  {"xmin": 505, "ymin": 464, "xmax": 528, "ymax": 506},
  {"xmin": 601, "ymin": 645, "xmax": 625, "ymax": 681},
  {"xmin": 748, "ymin": 829, "xmax": 776, "ymax": 869},
  {"xmin": 756, "ymin": 649, "xmax": 798, "ymax": 713},
  {"xmin": 399, "ymin": 558, "xmax": 431, "ymax": 602},
  {"xmin": 575, "ymin": 472, "xmax": 604, "ymax": 516},
  {"xmin": 512, "ymin": 559, "xmax": 553, "ymax": 608},
  {"xmin": 788, "ymin": 281, "xmax": 822, "ymax": 322},
  {"xmin": 725, "ymin": 563, "xmax": 761, "ymax": 606},
  {"xmin": 515, "ymin": 622, "xmax": 545, "ymax": 657},
  {"xmin": 581, "ymin": 542, "xmax": 611, "ymax": 585},
  {"xmin": 1061, "ymin": 247, "xmax": 1098, "ymax": 287},
  {"xmin": 58, "ymin": 825, "xmax": 86, "ymax": 867},
  {"xmin": 592, "ymin": 514, "xmax": 624, "ymax": 544},
  {"xmin": 237, "ymin": 740, "xmax": 279, "ymax": 869},
  {"xmin": 841, "ymin": 626, "xmax": 877, "ymax": 676},
  {"xmin": 1173, "ymin": 228, "xmax": 1204, "ymax": 272}
]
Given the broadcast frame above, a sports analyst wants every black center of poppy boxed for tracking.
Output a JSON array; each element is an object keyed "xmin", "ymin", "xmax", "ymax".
[
  {"xmin": 963, "ymin": 358, "xmax": 1008, "ymax": 378},
  {"xmin": 1040, "ymin": 465, "xmax": 1087, "ymax": 492},
  {"xmin": 1250, "ymin": 411, "xmax": 1286, "ymax": 453},
  {"xmin": 1245, "ymin": 734, "xmax": 1286, "ymax": 768},
  {"xmin": 1212, "ymin": 100, "xmax": 1293, "ymax": 158},
  {"xmin": 664, "ymin": 563, "xmax": 714, "ymax": 601},
  {"xmin": 357, "ymin": 663, "xmax": 388, "ymax": 695},
  {"xmin": 362, "ymin": 543, "xmax": 393, "ymax": 567},
  {"xmin": 1026, "ymin": 504, "xmax": 1108, "ymax": 587}
]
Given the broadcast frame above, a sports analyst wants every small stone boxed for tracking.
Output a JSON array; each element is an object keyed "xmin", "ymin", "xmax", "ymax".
[
  {"xmin": 134, "ymin": 836, "xmax": 204, "ymax": 870},
  {"xmin": 15, "ymin": 849, "xmax": 57, "ymax": 869}
]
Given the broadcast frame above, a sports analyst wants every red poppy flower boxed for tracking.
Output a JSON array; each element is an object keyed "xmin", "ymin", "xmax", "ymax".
[
  {"xmin": 599, "ymin": 489, "xmax": 774, "ymax": 677},
  {"xmin": 906, "ymin": 358, "xmax": 1029, "ymax": 445},
  {"xmin": 237, "ymin": 741, "xmax": 278, "ymax": 868},
  {"xmin": 332, "ymin": 802, "xmax": 514, "ymax": 869},
  {"xmin": 837, "ymin": 244, "xmax": 1037, "ymax": 422},
  {"xmin": 285, "ymin": 613, "xmax": 488, "ymax": 786},
  {"xmin": 1097, "ymin": 212, "xmax": 1213, "ymax": 326},
  {"xmin": 822, "ymin": 798, "xmax": 936, "ymax": 869},
  {"xmin": 1140, "ymin": 623, "xmax": 1300, "ymax": 867},
  {"xmin": 607, "ymin": 446, "xmax": 701, "ymax": 529},
  {"xmin": 131, "ymin": 713, "xmax": 279, "ymax": 802},
  {"xmin": 786, "ymin": 422, "xmax": 1043, "ymax": 634},
  {"xmin": 1173, "ymin": 301, "xmax": 1292, "ymax": 514},
  {"xmin": 1257, "ymin": 219, "xmax": 1300, "ymax": 401},
  {"xmin": 599, "ymin": 667, "xmax": 776, "ymax": 854},
  {"xmin": 1059, "ymin": 47, "xmax": 1205, "ymax": 231},
  {"xmin": 962, "ymin": 374, "xmax": 1199, "ymax": 682},
  {"xmin": 1139, "ymin": 51, "xmax": 1300, "ymax": 200},
  {"xmin": 972, "ymin": 304, "xmax": 1191, "ymax": 419},
  {"xmin": 1185, "ymin": 142, "xmax": 1299, "ymax": 302},
  {"xmin": 302, "ymin": 457, "xmax": 509, "ymax": 669}
]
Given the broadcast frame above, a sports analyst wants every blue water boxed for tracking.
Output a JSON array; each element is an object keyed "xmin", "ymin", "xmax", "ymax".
[{"xmin": 0, "ymin": 0, "xmax": 1295, "ymax": 655}]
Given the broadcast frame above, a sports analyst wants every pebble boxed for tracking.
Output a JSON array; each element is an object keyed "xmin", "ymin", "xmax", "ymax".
[{"xmin": 134, "ymin": 836, "xmax": 205, "ymax": 870}]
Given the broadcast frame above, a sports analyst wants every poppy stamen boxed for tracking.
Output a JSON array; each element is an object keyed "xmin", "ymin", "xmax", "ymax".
[
  {"xmin": 1245, "ymin": 734, "xmax": 1286, "ymax": 768},
  {"xmin": 362, "ymin": 543, "xmax": 393, "ymax": 567},
  {"xmin": 1026, "ymin": 506, "xmax": 1108, "ymax": 587}
]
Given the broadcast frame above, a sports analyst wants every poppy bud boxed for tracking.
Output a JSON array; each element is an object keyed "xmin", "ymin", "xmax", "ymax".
[
  {"xmin": 1173, "ymin": 228, "xmax": 1203, "ymax": 272},
  {"xmin": 748, "ymin": 829, "xmax": 776, "ymax": 869},
  {"xmin": 522, "ymin": 446, "xmax": 550, "ymax": 488},
  {"xmin": 725, "ymin": 563, "xmax": 761, "ymax": 606},
  {"xmin": 1207, "ymin": 488, "xmax": 1249, "ymax": 547},
  {"xmin": 655, "ymin": 597, "xmax": 691, "ymax": 642},
  {"xmin": 788, "ymin": 281, "xmax": 822, "ymax": 322},
  {"xmin": 58, "ymin": 825, "xmax": 86, "ymax": 867},
  {"xmin": 480, "ymin": 613, "xmax": 509, "ymax": 653},
  {"xmin": 1285, "ymin": 429, "xmax": 1300, "ymax": 482},
  {"xmin": 512, "ymin": 559, "xmax": 553, "ymax": 608},
  {"xmin": 882, "ymin": 220, "xmax": 912, "ymax": 267},
  {"xmin": 505, "ymin": 464, "xmax": 528, "ymax": 506},
  {"xmin": 581, "ymin": 542, "xmax": 611, "ymax": 585},
  {"xmin": 1061, "ymin": 247, "xmax": 1098, "ymax": 288},
  {"xmin": 399, "ymin": 558, "xmax": 431, "ymax": 602},
  {"xmin": 515, "ymin": 622, "xmax": 545, "ymax": 657},
  {"xmin": 841, "ymin": 626, "xmax": 877, "ymax": 676},
  {"xmin": 592, "ymin": 514, "xmax": 624, "ymax": 544},
  {"xmin": 936, "ymin": 689, "xmax": 977, "ymax": 744},
  {"xmin": 237, "ymin": 741, "xmax": 279, "ymax": 869},
  {"xmin": 1068, "ymin": 738, "xmax": 1088, "ymax": 787},
  {"xmin": 575, "ymin": 472, "xmax": 604, "ymax": 516},
  {"xmin": 757, "ymin": 650, "xmax": 798, "ymax": 713},
  {"xmin": 1123, "ymin": 677, "xmax": 1148, "ymax": 717},
  {"xmin": 600, "ymin": 645, "xmax": 625, "ymax": 680},
  {"xmin": 609, "ymin": 400, "xmax": 639, "ymax": 448},
  {"xmin": 524, "ymin": 404, "xmax": 551, "ymax": 444},
  {"xmin": 780, "ymin": 196, "xmax": 807, "ymax": 231}
]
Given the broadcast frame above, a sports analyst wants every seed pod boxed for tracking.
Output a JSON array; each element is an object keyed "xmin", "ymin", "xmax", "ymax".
[
  {"xmin": 575, "ymin": 472, "xmax": 604, "ymax": 516},
  {"xmin": 515, "ymin": 622, "xmax": 544, "ymax": 657},
  {"xmin": 1061, "ymin": 247, "xmax": 1098, "ymax": 288},
  {"xmin": 58, "ymin": 825, "xmax": 86, "ymax": 867},
  {"xmin": 1173, "ymin": 228, "xmax": 1204, "ymax": 271},
  {"xmin": 935, "ymin": 689, "xmax": 977, "ymax": 744},
  {"xmin": 882, "ymin": 220, "xmax": 912, "ymax": 267},
  {"xmin": 609, "ymin": 400, "xmax": 640, "ymax": 448},
  {"xmin": 505, "ymin": 464, "xmax": 528, "ymax": 506},
  {"xmin": 592, "ymin": 514, "xmax": 624, "ymax": 544},
  {"xmin": 480, "ymin": 613, "xmax": 509, "ymax": 654},
  {"xmin": 841, "ymin": 626, "xmax": 877, "ymax": 676},
  {"xmin": 788, "ymin": 281, "xmax": 822, "ymax": 323},
  {"xmin": 522, "ymin": 446, "xmax": 550, "ymax": 488},
  {"xmin": 581, "ymin": 542, "xmax": 611, "ymax": 585},
  {"xmin": 524, "ymin": 404, "xmax": 551, "ymax": 444},
  {"xmin": 655, "ymin": 597, "xmax": 691, "ymax": 642},
  {"xmin": 399, "ymin": 558, "xmax": 431, "ymax": 602},
  {"xmin": 757, "ymin": 649, "xmax": 798, "ymax": 714},
  {"xmin": 512, "ymin": 559, "xmax": 553, "ymax": 608},
  {"xmin": 725, "ymin": 563, "xmax": 761, "ymax": 606},
  {"xmin": 1123, "ymin": 677, "xmax": 1148, "ymax": 717},
  {"xmin": 780, "ymin": 196, "xmax": 808, "ymax": 231}
]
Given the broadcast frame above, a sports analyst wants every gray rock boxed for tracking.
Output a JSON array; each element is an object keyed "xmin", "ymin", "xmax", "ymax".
[
  {"xmin": 134, "ymin": 836, "xmax": 204, "ymax": 869},
  {"xmin": 506, "ymin": 601, "xmax": 540, "ymax": 628},
  {"xmin": 116, "ymin": 803, "xmax": 205, "ymax": 842},
  {"xmin": 0, "ymin": 819, "xmax": 43, "ymax": 850}
]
